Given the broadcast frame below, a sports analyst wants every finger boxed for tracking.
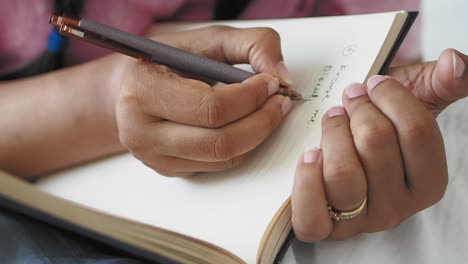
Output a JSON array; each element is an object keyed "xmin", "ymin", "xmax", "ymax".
[
  {"xmin": 321, "ymin": 106, "xmax": 367, "ymax": 211},
  {"xmin": 366, "ymin": 75, "xmax": 448, "ymax": 208},
  {"xmin": 118, "ymin": 94, "xmax": 291, "ymax": 162},
  {"xmin": 343, "ymin": 83, "xmax": 408, "ymax": 232},
  {"xmin": 320, "ymin": 106, "xmax": 367, "ymax": 239},
  {"xmin": 123, "ymin": 63, "xmax": 280, "ymax": 128},
  {"xmin": 292, "ymin": 148, "xmax": 333, "ymax": 242},
  {"xmin": 388, "ymin": 49, "xmax": 468, "ymax": 117},
  {"xmin": 139, "ymin": 153, "xmax": 250, "ymax": 177},
  {"xmin": 166, "ymin": 26, "xmax": 292, "ymax": 85},
  {"xmin": 218, "ymin": 27, "xmax": 293, "ymax": 85}
]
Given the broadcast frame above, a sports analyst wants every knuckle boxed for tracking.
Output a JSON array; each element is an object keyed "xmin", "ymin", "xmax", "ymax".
[
  {"xmin": 354, "ymin": 121, "xmax": 393, "ymax": 149},
  {"xmin": 324, "ymin": 163, "xmax": 366, "ymax": 209},
  {"xmin": 199, "ymin": 95, "xmax": 226, "ymax": 128},
  {"xmin": 325, "ymin": 163, "xmax": 358, "ymax": 185},
  {"xmin": 211, "ymin": 133, "xmax": 236, "ymax": 161},
  {"xmin": 254, "ymin": 27, "xmax": 281, "ymax": 42},
  {"xmin": 402, "ymin": 119, "xmax": 431, "ymax": 142}
]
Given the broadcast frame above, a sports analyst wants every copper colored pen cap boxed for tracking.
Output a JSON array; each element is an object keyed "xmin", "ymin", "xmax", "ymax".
[
  {"xmin": 49, "ymin": 14, "xmax": 80, "ymax": 28},
  {"xmin": 49, "ymin": 14, "xmax": 62, "ymax": 27}
]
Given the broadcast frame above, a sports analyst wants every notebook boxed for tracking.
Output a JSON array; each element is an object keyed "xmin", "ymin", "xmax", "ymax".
[{"xmin": 0, "ymin": 11, "xmax": 417, "ymax": 264}]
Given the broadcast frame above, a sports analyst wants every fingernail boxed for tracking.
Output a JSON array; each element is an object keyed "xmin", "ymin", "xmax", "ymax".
[
  {"xmin": 282, "ymin": 97, "xmax": 292, "ymax": 116},
  {"xmin": 453, "ymin": 51, "xmax": 465, "ymax": 80},
  {"xmin": 345, "ymin": 82, "xmax": 367, "ymax": 99},
  {"xmin": 268, "ymin": 78, "xmax": 280, "ymax": 96},
  {"xmin": 303, "ymin": 147, "xmax": 320, "ymax": 164},
  {"xmin": 327, "ymin": 105, "xmax": 345, "ymax": 118},
  {"xmin": 277, "ymin": 61, "xmax": 293, "ymax": 86},
  {"xmin": 367, "ymin": 75, "xmax": 390, "ymax": 91}
]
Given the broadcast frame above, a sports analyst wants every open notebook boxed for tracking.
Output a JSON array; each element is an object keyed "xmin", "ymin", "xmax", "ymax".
[{"xmin": 0, "ymin": 11, "xmax": 416, "ymax": 264}]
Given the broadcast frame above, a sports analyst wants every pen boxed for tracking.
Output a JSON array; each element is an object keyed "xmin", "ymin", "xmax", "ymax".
[{"xmin": 48, "ymin": 14, "xmax": 306, "ymax": 101}]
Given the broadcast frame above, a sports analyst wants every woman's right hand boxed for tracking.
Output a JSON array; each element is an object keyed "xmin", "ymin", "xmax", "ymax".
[{"xmin": 115, "ymin": 26, "xmax": 293, "ymax": 176}]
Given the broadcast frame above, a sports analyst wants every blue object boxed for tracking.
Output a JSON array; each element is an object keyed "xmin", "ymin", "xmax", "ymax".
[{"xmin": 47, "ymin": 27, "xmax": 68, "ymax": 53}]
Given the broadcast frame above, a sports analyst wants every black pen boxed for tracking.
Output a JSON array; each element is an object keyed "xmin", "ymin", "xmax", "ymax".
[{"xmin": 49, "ymin": 14, "xmax": 306, "ymax": 101}]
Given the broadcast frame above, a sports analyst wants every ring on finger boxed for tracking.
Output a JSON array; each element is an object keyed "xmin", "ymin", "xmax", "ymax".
[{"xmin": 328, "ymin": 197, "xmax": 367, "ymax": 221}]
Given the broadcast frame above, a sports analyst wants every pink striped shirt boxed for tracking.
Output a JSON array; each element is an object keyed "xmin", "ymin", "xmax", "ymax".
[{"xmin": 0, "ymin": 0, "xmax": 420, "ymax": 76}]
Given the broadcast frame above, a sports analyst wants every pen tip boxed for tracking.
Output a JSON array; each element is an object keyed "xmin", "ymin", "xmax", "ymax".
[
  {"xmin": 289, "ymin": 89, "xmax": 305, "ymax": 102},
  {"xmin": 277, "ymin": 87, "xmax": 307, "ymax": 102}
]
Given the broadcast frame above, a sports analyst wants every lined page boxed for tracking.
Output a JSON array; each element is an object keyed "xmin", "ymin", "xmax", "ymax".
[{"xmin": 37, "ymin": 12, "xmax": 399, "ymax": 263}]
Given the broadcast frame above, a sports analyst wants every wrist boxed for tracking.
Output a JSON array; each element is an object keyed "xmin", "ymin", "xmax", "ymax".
[{"xmin": 99, "ymin": 54, "xmax": 135, "ymax": 140}]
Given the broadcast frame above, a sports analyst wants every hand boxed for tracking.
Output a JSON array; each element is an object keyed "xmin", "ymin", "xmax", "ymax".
[
  {"xmin": 291, "ymin": 49, "xmax": 468, "ymax": 242},
  {"xmin": 389, "ymin": 49, "xmax": 468, "ymax": 117},
  {"xmin": 115, "ymin": 26, "xmax": 293, "ymax": 177}
]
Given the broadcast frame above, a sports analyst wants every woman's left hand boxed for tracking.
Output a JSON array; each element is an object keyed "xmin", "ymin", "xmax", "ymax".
[{"xmin": 292, "ymin": 49, "xmax": 468, "ymax": 241}]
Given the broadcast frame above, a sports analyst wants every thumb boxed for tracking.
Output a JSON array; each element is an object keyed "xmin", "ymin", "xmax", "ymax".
[
  {"xmin": 389, "ymin": 49, "xmax": 468, "ymax": 117},
  {"xmin": 432, "ymin": 49, "xmax": 468, "ymax": 106}
]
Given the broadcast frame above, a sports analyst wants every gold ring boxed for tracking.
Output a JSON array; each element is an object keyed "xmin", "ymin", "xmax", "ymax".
[{"xmin": 328, "ymin": 197, "xmax": 367, "ymax": 221}]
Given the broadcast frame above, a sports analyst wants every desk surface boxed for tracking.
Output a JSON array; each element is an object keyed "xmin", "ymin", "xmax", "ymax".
[{"xmin": 283, "ymin": 98, "xmax": 468, "ymax": 264}]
